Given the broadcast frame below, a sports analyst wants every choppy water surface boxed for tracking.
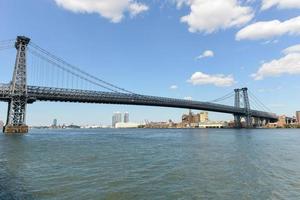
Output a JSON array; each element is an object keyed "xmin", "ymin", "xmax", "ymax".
[{"xmin": 1, "ymin": 129, "xmax": 300, "ymax": 199}]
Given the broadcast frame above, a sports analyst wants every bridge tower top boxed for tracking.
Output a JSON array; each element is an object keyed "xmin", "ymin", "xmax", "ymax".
[{"xmin": 15, "ymin": 36, "xmax": 30, "ymax": 49}]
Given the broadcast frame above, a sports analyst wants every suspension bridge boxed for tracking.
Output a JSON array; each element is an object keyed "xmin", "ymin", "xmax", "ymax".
[{"xmin": 0, "ymin": 36, "xmax": 278, "ymax": 134}]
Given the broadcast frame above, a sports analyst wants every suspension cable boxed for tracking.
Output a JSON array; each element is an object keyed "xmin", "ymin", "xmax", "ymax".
[
  {"xmin": 0, "ymin": 39, "xmax": 15, "ymax": 44},
  {"xmin": 248, "ymin": 90, "xmax": 272, "ymax": 112},
  {"xmin": 29, "ymin": 42, "xmax": 136, "ymax": 94},
  {"xmin": 209, "ymin": 91, "xmax": 234, "ymax": 103},
  {"xmin": 0, "ymin": 40, "xmax": 14, "ymax": 51},
  {"xmin": 28, "ymin": 48, "xmax": 123, "ymax": 93},
  {"xmin": 0, "ymin": 45, "xmax": 14, "ymax": 51},
  {"xmin": 249, "ymin": 98, "xmax": 262, "ymax": 111}
]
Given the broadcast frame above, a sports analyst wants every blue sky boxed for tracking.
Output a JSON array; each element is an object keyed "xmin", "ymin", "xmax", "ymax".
[{"xmin": 0, "ymin": 0, "xmax": 300, "ymax": 126}]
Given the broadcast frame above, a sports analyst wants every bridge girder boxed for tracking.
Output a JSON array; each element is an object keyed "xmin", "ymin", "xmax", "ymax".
[{"xmin": 0, "ymin": 84, "xmax": 278, "ymax": 123}]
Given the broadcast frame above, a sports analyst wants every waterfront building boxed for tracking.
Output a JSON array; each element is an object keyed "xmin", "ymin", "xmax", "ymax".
[
  {"xmin": 200, "ymin": 112, "xmax": 209, "ymax": 123},
  {"xmin": 182, "ymin": 110, "xmax": 209, "ymax": 127},
  {"xmin": 124, "ymin": 112, "xmax": 129, "ymax": 123},
  {"xmin": 182, "ymin": 110, "xmax": 199, "ymax": 124},
  {"xmin": 144, "ymin": 121, "xmax": 170, "ymax": 128},
  {"xmin": 274, "ymin": 115, "xmax": 297, "ymax": 128},
  {"xmin": 115, "ymin": 122, "xmax": 140, "ymax": 128},
  {"xmin": 112, "ymin": 112, "xmax": 122, "ymax": 128},
  {"xmin": 277, "ymin": 115, "xmax": 287, "ymax": 127},
  {"xmin": 198, "ymin": 121, "xmax": 227, "ymax": 128},
  {"xmin": 193, "ymin": 114, "xmax": 200, "ymax": 123},
  {"xmin": 297, "ymin": 111, "xmax": 300, "ymax": 124}
]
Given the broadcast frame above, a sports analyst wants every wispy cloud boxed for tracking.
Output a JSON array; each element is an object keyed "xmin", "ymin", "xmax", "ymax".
[
  {"xmin": 170, "ymin": 85, "xmax": 178, "ymax": 90},
  {"xmin": 196, "ymin": 50, "xmax": 214, "ymax": 60},
  {"xmin": 261, "ymin": 0, "xmax": 300, "ymax": 10},
  {"xmin": 252, "ymin": 44, "xmax": 300, "ymax": 80},
  {"xmin": 236, "ymin": 16, "xmax": 300, "ymax": 40}
]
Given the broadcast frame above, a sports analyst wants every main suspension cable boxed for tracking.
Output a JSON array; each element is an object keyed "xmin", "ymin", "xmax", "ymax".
[
  {"xmin": 209, "ymin": 91, "xmax": 234, "ymax": 103},
  {"xmin": 29, "ymin": 42, "xmax": 137, "ymax": 94},
  {"xmin": 248, "ymin": 90, "xmax": 272, "ymax": 112},
  {"xmin": 28, "ymin": 48, "xmax": 123, "ymax": 93}
]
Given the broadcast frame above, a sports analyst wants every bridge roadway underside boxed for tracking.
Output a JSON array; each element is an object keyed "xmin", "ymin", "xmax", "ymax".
[{"xmin": 0, "ymin": 85, "xmax": 278, "ymax": 121}]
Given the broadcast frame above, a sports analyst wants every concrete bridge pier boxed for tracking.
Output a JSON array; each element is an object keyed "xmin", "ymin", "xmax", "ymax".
[
  {"xmin": 234, "ymin": 114, "xmax": 242, "ymax": 128},
  {"xmin": 252, "ymin": 117, "xmax": 265, "ymax": 128},
  {"xmin": 253, "ymin": 117, "xmax": 259, "ymax": 128},
  {"xmin": 3, "ymin": 125, "xmax": 29, "ymax": 134}
]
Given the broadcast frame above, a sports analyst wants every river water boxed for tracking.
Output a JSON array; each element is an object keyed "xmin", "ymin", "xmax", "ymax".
[{"xmin": 0, "ymin": 128, "xmax": 300, "ymax": 199}]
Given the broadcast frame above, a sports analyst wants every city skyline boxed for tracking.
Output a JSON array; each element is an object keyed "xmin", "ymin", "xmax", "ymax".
[{"xmin": 0, "ymin": 0, "xmax": 299, "ymax": 125}]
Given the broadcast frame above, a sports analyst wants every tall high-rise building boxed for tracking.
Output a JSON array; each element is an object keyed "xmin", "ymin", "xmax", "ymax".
[
  {"xmin": 296, "ymin": 111, "xmax": 300, "ymax": 124},
  {"xmin": 52, "ymin": 119, "xmax": 58, "ymax": 127},
  {"xmin": 124, "ymin": 112, "xmax": 129, "ymax": 123},
  {"xmin": 112, "ymin": 112, "xmax": 122, "ymax": 128}
]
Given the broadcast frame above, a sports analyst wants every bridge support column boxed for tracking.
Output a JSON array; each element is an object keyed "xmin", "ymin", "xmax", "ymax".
[
  {"xmin": 260, "ymin": 118, "xmax": 266, "ymax": 127},
  {"xmin": 234, "ymin": 115, "xmax": 242, "ymax": 128},
  {"xmin": 3, "ymin": 36, "xmax": 30, "ymax": 134},
  {"xmin": 234, "ymin": 89, "xmax": 242, "ymax": 128},
  {"xmin": 242, "ymin": 88, "xmax": 252, "ymax": 128},
  {"xmin": 253, "ymin": 117, "xmax": 260, "ymax": 128}
]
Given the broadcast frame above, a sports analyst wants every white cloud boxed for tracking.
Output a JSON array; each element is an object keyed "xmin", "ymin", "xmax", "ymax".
[
  {"xmin": 196, "ymin": 50, "xmax": 214, "ymax": 59},
  {"xmin": 54, "ymin": 0, "xmax": 149, "ymax": 23},
  {"xmin": 261, "ymin": 0, "xmax": 300, "ymax": 10},
  {"xmin": 261, "ymin": 39, "xmax": 279, "ymax": 45},
  {"xmin": 283, "ymin": 44, "xmax": 300, "ymax": 54},
  {"xmin": 252, "ymin": 44, "xmax": 300, "ymax": 80},
  {"xmin": 129, "ymin": 3, "xmax": 149, "ymax": 17},
  {"xmin": 170, "ymin": 85, "xmax": 178, "ymax": 90},
  {"xmin": 184, "ymin": 96, "xmax": 193, "ymax": 100},
  {"xmin": 188, "ymin": 71, "xmax": 235, "ymax": 87},
  {"xmin": 236, "ymin": 16, "xmax": 300, "ymax": 40},
  {"xmin": 178, "ymin": 0, "xmax": 254, "ymax": 33}
]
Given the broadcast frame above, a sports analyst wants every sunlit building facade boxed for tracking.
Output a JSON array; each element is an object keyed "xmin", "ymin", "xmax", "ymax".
[
  {"xmin": 124, "ymin": 112, "xmax": 129, "ymax": 123},
  {"xmin": 112, "ymin": 112, "xmax": 122, "ymax": 128}
]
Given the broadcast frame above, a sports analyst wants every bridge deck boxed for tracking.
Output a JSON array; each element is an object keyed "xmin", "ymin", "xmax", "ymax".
[{"xmin": 0, "ymin": 85, "xmax": 278, "ymax": 120}]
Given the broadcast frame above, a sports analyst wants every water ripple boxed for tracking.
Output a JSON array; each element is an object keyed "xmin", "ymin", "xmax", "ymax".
[{"xmin": 0, "ymin": 129, "xmax": 300, "ymax": 199}]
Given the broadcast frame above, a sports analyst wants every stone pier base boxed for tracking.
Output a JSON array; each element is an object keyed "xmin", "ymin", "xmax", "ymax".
[{"xmin": 3, "ymin": 125, "xmax": 28, "ymax": 134}]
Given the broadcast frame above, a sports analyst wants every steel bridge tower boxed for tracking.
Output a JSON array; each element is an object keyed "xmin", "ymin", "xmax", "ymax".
[
  {"xmin": 234, "ymin": 87, "xmax": 252, "ymax": 128},
  {"xmin": 242, "ymin": 87, "xmax": 252, "ymax": 128},
  {"xmin": 234, "ymin": 89, "xmax": 242, "ymax": 128},
  {"xmin": 3, "ymin": 36, "xmax": 30, "ymax": 134}
]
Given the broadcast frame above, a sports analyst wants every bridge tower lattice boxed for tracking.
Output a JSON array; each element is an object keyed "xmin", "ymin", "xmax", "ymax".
[
  {"xmin": 234, "ymin": 89, "xmax": 242, "ymax": 128},
  {"xmin": 242, "ymin": 87, "xmax": 252, "ymax": 128},
  {"xmin": 3, "ymin": 36, "xmax": 30, "ymax": 134},
  {"xmin": 234, "ymin": 87, "xmax": 253, "ymax": 128}
]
